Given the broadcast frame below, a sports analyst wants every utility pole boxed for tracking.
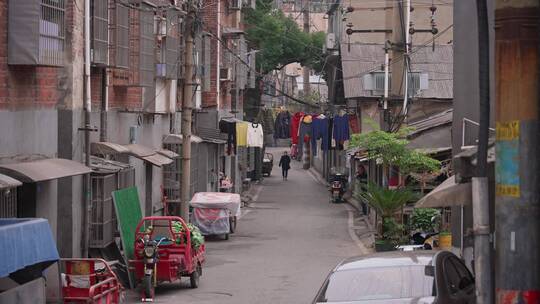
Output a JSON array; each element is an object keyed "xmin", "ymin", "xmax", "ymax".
[
  {"xmin": 302, "ymin": 0, "xmax": 311, "ymax": 170},
  {"xmin": 390, "ymin": 0, "xmax": 409, "ymax": 103},
  {"xmin": 180, "ymin": 5, "xmax": 196, "ymax": 221},
  {"xmin": 472, "ymin": 1, "xmax": 492, "ymax": 303},
  {"xmin": 495, "ymin": 1, "xmax": 540, "ymax": 302}
]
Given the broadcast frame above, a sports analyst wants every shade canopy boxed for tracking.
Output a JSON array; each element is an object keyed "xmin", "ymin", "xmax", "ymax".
[
  {"xmin": 91, "ymin": 142, "xmax": 130, "ymax": 155},
  {"xmin": 142, "ymin": 153, "xmax": 173, "ymax": 167},
  {"xmin": 0, "ymin": 174, "xmax": 22, "ymax": 190},
  {"xmin": 163, "ymin": 134, "xmax": 203, "ymax": 144},
  {"xmin": 415, "ymin": 175, "xmax": 472, "ymax": 208},
  {"xmin": 0, "ymin": 158, "xmax": 92, "ymax": 183},
  {"xmin": 156, "ymin": 149, "xmax": 180, "ymax": 159}
]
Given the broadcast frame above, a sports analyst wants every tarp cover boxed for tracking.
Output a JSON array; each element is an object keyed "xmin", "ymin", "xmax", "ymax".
[
  {"xmin": 0, "ymin": 218, "xmax": 59, "ymax": 278},
  {"xmin": 192, "ymin": 208, "xmax": 230, "ymax": 235},
  {"xmin": 189, "ymin": 192, "xmax": 241, "ymax": 217}
]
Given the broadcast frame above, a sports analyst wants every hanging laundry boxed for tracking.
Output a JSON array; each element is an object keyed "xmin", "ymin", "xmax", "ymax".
[
  {"xmin": 274, "ymin": 111, "xmax": 291, "ymax": 139},
  {"xmin": 348, "ymin": 113, "xmax": 360, "ymax": 134},
  {"xmin": 290, "ymin": 112, "xmax": 304, "ymax": 145},
  {"xmin": 247, "ymin": 123, "xmax": 264, "ymax": 148},
  {"xmin": 311, "ymin": 116, "xmax": 330, "ymax": 156},
  {"xmin": 297, "ymin": 115, "xmax": 313, "ymax": 159},
  {"xmin": 219, "ymin": 119, "xmax": 237, "ymax": 155},
  {"xmin": 333, "ymin": 114, "xmax": 350, "ymax": 144},
  {"xmin": 236, "ymin": 121, "xmax": 248, "ymax": 147}
]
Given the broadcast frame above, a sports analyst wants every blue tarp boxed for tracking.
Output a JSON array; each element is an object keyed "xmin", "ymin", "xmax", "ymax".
[{"xmin": 0, "ymin": 218, "xmax": 59, "ymax": 278}]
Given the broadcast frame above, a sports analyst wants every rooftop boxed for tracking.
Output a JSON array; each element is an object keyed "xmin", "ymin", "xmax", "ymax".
[{"xmin": 341, "ymin": 43, "xmax": 453, "ymax": 100}]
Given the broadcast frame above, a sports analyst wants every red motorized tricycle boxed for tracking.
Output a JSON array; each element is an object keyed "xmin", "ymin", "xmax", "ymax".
[
  {"xmin": 129, "ymin": 216, "xmax": 205, "ymax": 301},
  {"xmin": 60, "ymin": 258, "xmax": 124, "ymax": 304}
]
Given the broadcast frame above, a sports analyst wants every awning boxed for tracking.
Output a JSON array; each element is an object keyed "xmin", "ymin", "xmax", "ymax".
[
  {"xmin": 91, "ymin": 142, "xmax": 130, "ymax": 155},
  {"xmin": 415, "ymin": 175, "xmax": 472, "ymax": 208},
  {"xmin": 0, "ymin": 174, "xmax": 22, "ymax": 190},
  {"xmin": 157, "ymin": 149, "xmax": 180, "ymax": 159},
  {"xmin": 142, "ymin": 153, "xmax": 174, "ymax": 167},
  {"xmin": 197, "ymin": 127, "xmax": 228, "ymax": 144},
  {"xmin": 123, "ymin": 144, "xmax": 174, "ymax": 167},
  {"xmin": 163, "ymin": 134, "xmax": 203, "ymax": 145},
  {"xmin": 0, "ymin": 158, "xmax": 92, "ymax": 183}
]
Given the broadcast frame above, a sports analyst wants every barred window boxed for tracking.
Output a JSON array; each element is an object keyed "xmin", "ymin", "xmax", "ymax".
[
  {"xmin": 139, "ymin": 6, "xmax": 155, "ymax": 87},
  {"xmin": 164, "ymin": 9, "xmax": 180, "ymax": 79},
  {"xmin": 39, "ymin": 0, "xmax": 65, "ymax": 66},
  {"xmin": 91, "ymin": 0, "xmax": 109, "ymax": 65},
  {"xmin": 115, "ymin": 4, "xmax": 130, "ymax": 68}
]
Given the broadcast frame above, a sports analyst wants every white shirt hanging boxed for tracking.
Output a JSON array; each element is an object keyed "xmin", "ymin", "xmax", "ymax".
[{"xmin": 247, "ymin": 123, "xmax": 264, "ymax": 148}]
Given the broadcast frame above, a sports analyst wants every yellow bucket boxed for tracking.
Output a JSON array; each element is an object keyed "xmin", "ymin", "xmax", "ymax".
[{"xmin": 439, "ymin": 233, "xmax": 452, "ymax": 249}]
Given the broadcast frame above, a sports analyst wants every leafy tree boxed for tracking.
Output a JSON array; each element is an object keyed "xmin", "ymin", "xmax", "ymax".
[
  {"xmin": 349, "ymin": 127, "xmax": 441, "ymax": 175},
  {"xmin": 410, "ymin": 208, "xmax": 440, "ymax": 232},
  {"xmin": 244, "ymin": 0, "xmax": 326, "ymax": 75}
]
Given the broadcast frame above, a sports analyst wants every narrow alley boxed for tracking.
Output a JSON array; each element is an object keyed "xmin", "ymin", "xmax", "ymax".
[{"xmin": 127, "ymin": 148, "xmax": 362, "ymax": 303}]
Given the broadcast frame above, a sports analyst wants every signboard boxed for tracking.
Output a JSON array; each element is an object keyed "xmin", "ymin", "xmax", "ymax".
[{"xmin": 495, "ymin": 121, "xmax": 520, "ymax": 197}]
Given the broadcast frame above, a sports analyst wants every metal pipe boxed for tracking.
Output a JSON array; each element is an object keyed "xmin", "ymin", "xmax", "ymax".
[
  {"xmin": 100, "ymin": 68, "xmax": 108, "ymax": 142},
  {"xmin": 383, "ymin": 51, "xmax": 389, "ymax": 110},
  {"xmin": 82, "ymin": 0, "xmax": 92, "ymax": 258}
]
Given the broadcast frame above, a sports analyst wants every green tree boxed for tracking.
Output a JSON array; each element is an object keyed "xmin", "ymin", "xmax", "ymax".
[
  {"xmin": 244, "ymin": 0, "xmax": 326, "ymax": 75},
  {"xmin": 349, "ymin": 127, "xmax": 441, "ymax": 175}
]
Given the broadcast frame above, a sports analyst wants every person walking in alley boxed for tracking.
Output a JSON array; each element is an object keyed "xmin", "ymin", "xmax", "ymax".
[{"xmin": 279, "ymin": 151, "xmax": 291, "ymax": 180}]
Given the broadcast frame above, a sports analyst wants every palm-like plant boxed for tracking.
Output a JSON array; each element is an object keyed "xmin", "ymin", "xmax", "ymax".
[{"xmin": 359, "ymin": 182, "xmax": 417, "ymax": 237}]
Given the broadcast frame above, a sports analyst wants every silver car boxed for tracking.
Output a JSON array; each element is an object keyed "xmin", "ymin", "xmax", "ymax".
[{"xmin": 313, "ymin": 251, "xmax": 475, "ymax": 304}]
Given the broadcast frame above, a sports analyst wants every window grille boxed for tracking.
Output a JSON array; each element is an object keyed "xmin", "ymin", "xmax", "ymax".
[
  {"xmin": 164, "ymin": 10, "xmax": 180, "ymax": 79},
  {"xmin": 39, "ymin": 0, "xmax": 65, "ymax": 66},
  {"xmin": 201, "ymin": 33, "xmax": 211, "ymax": 91},
  {"xmin": 139, "ymin": 6, "xmax": 155, "ymax": 87},
  {"xmin": 115, "ymin": 4, "xmax": 130, "ymax": 68},
  {"xmin": 91, "ymin": 0, "xmax": 108, "ymax": 65},
  {"xmin": 0, "ymin": 188, "xmax": 17, "ymax": 218}
]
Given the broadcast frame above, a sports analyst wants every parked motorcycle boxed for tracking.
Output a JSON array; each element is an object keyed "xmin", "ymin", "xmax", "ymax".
[
  {"xmin": 329, "ymin": 172, "xmax": 347, "ymax": 204},
  {"xmin": 138, "ymin": 236, "xmax": 170, "ymax": 300}
]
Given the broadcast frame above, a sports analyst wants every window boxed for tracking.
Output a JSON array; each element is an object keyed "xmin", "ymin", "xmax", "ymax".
[
  {"xmin": 91, "ymin": 0, "xmax": 108, "ymax": 65},
  {"xmin": 164, "ymin": 10, "xmax": 180, "ymax": 79},
  {"xmin": 40, "ymin": 0, "xmax": 65, "ymax": 66},
  {"xmin": 139, "ymin": 5, "xmax": 155, "ymax": 86},
  {"xmin": 115, "ymin": 4, "xmax": 130, "ymax": 68}
]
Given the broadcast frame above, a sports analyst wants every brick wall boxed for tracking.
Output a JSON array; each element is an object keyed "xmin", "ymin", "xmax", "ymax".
[
  {"xmin": 201, "ymin": 0, "xmax": 220, "ymax": 108},
  {"xmin": 0, "ymin": 0, "xmax": 67, "ymax": 110}
]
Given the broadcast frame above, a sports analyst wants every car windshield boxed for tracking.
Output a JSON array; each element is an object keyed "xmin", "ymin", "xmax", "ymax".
[{"xmin": 317, "ymin": 266, "xmax": 435, "ymax": 302}]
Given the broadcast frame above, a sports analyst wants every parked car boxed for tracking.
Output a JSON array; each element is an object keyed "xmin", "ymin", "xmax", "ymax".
[{"xmin": 313, "ymin": 251, "xmax": 475, "ymax": 304}]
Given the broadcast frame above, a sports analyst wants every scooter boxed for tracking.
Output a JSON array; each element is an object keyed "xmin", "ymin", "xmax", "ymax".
[
  {"xmin": 411, "ymin": 231, "xmax": 440, "ymax": 250},
  {"xmin": 330, "ymin": 180, "xmax": 345, "ymax": 203}
]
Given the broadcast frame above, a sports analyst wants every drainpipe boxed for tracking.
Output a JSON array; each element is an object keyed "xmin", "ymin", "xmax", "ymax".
[
  {"xmin": 82, "ymin": 0, "xmax": 92, "ymax": 258},
  {"xmin": 99, "ymin": 68, "xmax": 108, "ymax": 142}
]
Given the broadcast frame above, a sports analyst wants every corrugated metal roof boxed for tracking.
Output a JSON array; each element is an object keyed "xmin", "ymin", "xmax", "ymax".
[
  {"xmin": 341, "ymin": 43, "xmax": 453, "ymax": 99},
  {"xmin": 408, "ymin": 109, "xmax": 453, "ymax": 136}
]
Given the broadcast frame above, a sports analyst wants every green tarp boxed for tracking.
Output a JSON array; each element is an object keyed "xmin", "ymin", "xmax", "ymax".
[{"xmin": 112, "ymin": 186, "xmax": 142, "ymax": 288}]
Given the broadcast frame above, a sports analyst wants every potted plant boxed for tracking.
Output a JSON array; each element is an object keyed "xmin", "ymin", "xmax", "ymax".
[{"xmin": 359, "ymin": 183, "xmax": 417, "ymax": 251}]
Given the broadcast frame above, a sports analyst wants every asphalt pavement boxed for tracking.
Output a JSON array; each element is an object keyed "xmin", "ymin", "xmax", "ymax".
[{"xmin": 127, "ymin": 147, "xmax": 363, "ymax": 303}]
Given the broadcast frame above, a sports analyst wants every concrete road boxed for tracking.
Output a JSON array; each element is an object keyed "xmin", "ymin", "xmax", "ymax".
[{"xmin": 127, "ymin": 148, "xmax": 363, "ymax": 303}]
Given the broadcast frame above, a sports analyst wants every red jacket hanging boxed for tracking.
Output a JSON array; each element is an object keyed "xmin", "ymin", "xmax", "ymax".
[{"xmin": 290, "ymin": 112, "xmax": 304, "ymax": 144}]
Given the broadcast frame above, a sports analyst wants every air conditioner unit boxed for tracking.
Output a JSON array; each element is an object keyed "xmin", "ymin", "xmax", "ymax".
[
  {"xmin": 230, "ymin": 0, "xmax": 242, "ymax": 10},
  {"xmin": 220, "ymin": 68, "xmax": 232, "ymax": 81},
  {"xmin": 242, "ymin": 0, "xmax": 256, "ymax": 9},
  {"xmin": 326, "ymin": 33, "xmax": 336, "ymax": 50}
]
